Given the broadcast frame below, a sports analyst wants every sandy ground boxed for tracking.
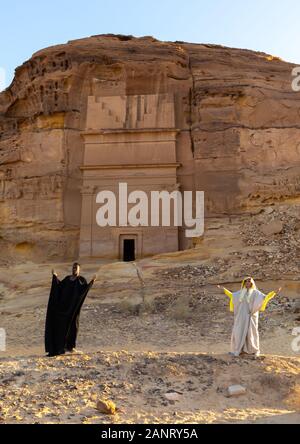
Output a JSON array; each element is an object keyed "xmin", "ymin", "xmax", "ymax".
[
  {"xmin": 0, "ymin": 351, "xmax": 299, "ymax": 424},
  {"xmin": 0, "ymin": 247, "xmax": 299, "ymax": 424}
]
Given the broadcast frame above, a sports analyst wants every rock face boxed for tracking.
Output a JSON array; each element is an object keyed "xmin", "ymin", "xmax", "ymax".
[{"xmin": 0, "ymin": 34, "xmax": 299, "ymax": 261}]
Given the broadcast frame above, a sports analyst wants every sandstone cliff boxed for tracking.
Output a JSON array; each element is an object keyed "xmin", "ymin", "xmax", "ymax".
[{"xmin": 0, "ymin": 34, "xmax": 299, "ymax": 262}]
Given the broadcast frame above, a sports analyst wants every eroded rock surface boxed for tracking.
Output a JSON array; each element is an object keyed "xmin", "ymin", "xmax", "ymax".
[{"xmin": 0, "ymin": 34, "xmax": 299, "ymax": 261}]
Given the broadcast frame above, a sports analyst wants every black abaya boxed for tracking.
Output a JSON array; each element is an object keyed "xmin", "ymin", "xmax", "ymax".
[{"xmin": 45, "ymin": 275, "xmax": 94, "ymax": 357}]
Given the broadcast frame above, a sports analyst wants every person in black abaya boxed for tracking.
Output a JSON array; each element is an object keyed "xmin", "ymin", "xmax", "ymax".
[{"xmin": 45, "ymin": 263, "xmax": 97, "ymax": 357}]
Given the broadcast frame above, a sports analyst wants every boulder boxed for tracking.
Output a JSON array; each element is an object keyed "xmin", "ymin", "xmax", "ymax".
[
  {"xmin": 164, "ymin": 392, "xmax": 182, "ymax": 402},
  {"xmin": 227, "ymin": 385, "xmax": 247, "ymax": 397},
  {"xmin": 96, "ymin": 399, "xmax": 117, "ymax": 415},
  {"xmin": 261, "ymin": 221, "xmax": 284, "ymax": 236}
]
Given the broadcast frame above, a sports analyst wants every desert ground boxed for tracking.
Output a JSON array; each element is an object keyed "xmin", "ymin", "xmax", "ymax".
[{"xmin": 0, "ymin": 208, "xmax": 300, "ymax": 424}]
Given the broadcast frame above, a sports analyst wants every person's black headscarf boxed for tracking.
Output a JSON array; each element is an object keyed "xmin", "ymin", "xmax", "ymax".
[{"xmin": 45, "ymin": 274, "xmax": 94, "ymax": 357}]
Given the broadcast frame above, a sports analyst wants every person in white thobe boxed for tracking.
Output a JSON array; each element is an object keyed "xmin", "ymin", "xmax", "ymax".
[{"xmin": 218, "ymin": 277, "xmax": 282, "ymax": 357}]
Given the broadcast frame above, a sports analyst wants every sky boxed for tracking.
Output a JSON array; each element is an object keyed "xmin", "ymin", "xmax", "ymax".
[{"xmin": 0, "ymin": 0, "xmax": 300, "ymax": 89}]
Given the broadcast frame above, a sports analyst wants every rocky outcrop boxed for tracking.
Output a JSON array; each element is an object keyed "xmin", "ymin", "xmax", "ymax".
[{"xmin": 0, "ymin": 34, "xmax": 299, "ymax": 261}]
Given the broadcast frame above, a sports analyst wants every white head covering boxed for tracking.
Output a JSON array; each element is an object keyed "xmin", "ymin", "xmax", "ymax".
[{"xmin": 239, "ymin": 277, "xmax": 257, "ymax": 303}]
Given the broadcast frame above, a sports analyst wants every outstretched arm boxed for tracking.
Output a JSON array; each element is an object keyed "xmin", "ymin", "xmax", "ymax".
[
  {"xmin": 260, "ymin": 287, "xmax": 282, "ymax": 312},
  {"xmin": 217, "ymin": 285, "xmax": 234, "ymax": 312},
  {"xmin": 89, "ymin": 275, "xmax": 98, "ymax": 286},
  {"xmin": 51, "ymin": 269, "xmax": 60, "ymax": 283}
]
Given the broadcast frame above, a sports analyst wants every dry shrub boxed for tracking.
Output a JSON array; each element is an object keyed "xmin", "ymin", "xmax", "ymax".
[
  {"xmin": 169, "ymin": 298, "xmax": 192, "ymax": 321},
  {"xmin": 118, "ymin": 299, "xmax": 141, "ymax": 316},
  {"xmin": 258, "ymin": 374, "xmax": 297, "ymax": 408},
  {"xmin": 141, "ymin": 300, "xmax": 155, "ymax": 314},
  {"xmin": 118, "ymin": 297, "xmax": 155, "ymax": 316},
  {"xmin": 258, "ymin": 374, "xmax": 282, "ymax": 390}
]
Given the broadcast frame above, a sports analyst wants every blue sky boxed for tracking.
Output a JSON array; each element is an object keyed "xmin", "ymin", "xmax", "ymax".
[{"xmin": 0, "ymin": 0, "xmax": 299, "ymax": 89}]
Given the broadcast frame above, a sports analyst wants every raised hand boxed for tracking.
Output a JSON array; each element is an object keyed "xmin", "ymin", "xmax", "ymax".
[
  {"xmin": 277, "ymin": 287, "xmax": 282, "ymax": 294},
  {"xmin": 52, "ymin": 269, "xmax": 58, "ymax": 277},
  {"xmin": 92, "ymin": 274, "xmax": 98, "ymax": 282}
]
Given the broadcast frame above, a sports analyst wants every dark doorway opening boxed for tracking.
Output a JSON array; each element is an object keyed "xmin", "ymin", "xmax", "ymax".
[{"xmin": 123, "ymin": 239, "xmax": 136, "ymax": 262}]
